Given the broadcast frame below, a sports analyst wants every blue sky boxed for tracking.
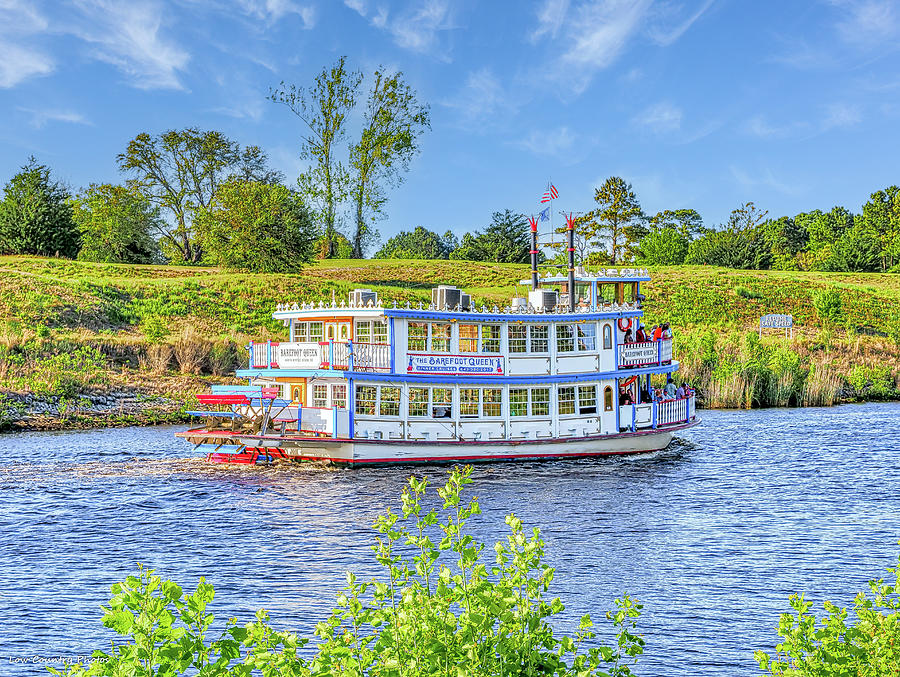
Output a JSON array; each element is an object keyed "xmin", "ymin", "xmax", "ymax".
[{"xmin": 1, "ymin": 0, "xmax": 898, "ymax": 249}]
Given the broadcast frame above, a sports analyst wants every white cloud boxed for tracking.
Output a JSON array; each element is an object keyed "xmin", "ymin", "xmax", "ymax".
[
  {"xmin": 344, "ymin": 0, "xmax": 367, "ymax": 16},
  {"xmin": 371, "ymin": 0, "xmax": 453, "ymax": 57},
  {"xmin": 0, "ymin": 42, "xmax": 54, "ymax": 88},
  {"xmin": 516, "ymin": 126, "xmax": 576, "ymax": 156},
  {"xmin": 647, "ymin": 0, "xmax": 715, "ymax": 46},
  {"xmin": 237, "ymin": 0, "xmax": 316, "ymax": 26},
  {"xmin": 743, "ymin": 115, "xmax": 810, "ymax": 138},
  {"xmin": 730, "ymin": 165, "xmax": 803, "ymax": 196},
  {"xmin": 822, "ymin": 102, "xmax": 862, "ymax": 129},
  {"xmin": 68, "ymin": 0, "xmax": 190, "ymax": 90},
  {"xmin": 443, "ymin": 68, "xmax": 510, "ymax": 126},
  {"xmin": 633, "ymin": 101, "xmax": 682, "ymax": 133},
  {"xmin": 0, "ymin": 1, "xmax": 53, "ymax": 88},
  {"xmin": 833, "ymin": 0, "xmax": 898, "ymax": 47},
  {"xmin": 530, "ymin": 0, "xmax": 570, "ymax": 43},
  {"xmin": 18, "ymin": 107, "xmax": 91, "ymax": 129}
]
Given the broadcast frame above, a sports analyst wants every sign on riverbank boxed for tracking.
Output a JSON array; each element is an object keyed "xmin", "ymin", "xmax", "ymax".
[{"xmin": 759, "ymin": 313, "xmax": 794, "ymax": 338}]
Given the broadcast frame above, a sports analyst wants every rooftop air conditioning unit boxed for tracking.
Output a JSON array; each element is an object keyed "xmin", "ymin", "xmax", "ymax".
[
  {"xmin": 459, "ymin": 293, "xmax": 471, "ymax": 311},
  {"xmin": 349, "ymin": 288, "xmax": 378, "ymax": 307},
  {"xmin": 528, "ymin": 289, "xmax": 558, "ymax": 311},
  {"xmin": 511, "ymin": 297, "xmax": 527, "ymax": 310},
  {"xmin": 432, "ymin": 285, "xmax": 461, "ymax": 310}
]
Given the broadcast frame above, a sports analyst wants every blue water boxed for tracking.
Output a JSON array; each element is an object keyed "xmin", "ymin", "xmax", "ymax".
[{"xmin": 1, "ymin": 402, "xmax": 898, "ymax": 675}]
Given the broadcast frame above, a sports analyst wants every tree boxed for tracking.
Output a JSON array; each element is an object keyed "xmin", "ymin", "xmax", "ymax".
[
  {"xmin": 762, "ymin": 216, "xmax": 807, "ymax": 270},
  {"xmin": 646, "ymin": 208, "xmax": 703, "ymax": 238},
  {"xmin": 685, "ymin": 202, "xmax": 771, "ymax": 269},
  {"xmin": 637, "ymin": 228, "xmax": 689, "ymax": 265},
  {"xmin": 450, "ymin": 210, "xmax": 531, "ymax": 263},
  {"xmin": 117, "ymin": 129, "xmax": 275, "ymax": 264},
  {"xmin": 825, "ymin": 219, "xmax": 881, "ymax": 272},
  {"xmin": 71, "ymin": 184, "xmax": 161, "ymax": 263},
  {"xmin": 349, "ymin": 69, "xmax": 430, "ymax": 258},
  {"xmin": 195, "ymin": 179, "xmax": 317, "ymax": 273},
  {"xmin": 0, "ymin": 157, "xmax": 78, "ymax": 258},
  {"xmin": 230, "ymin": 146, "xmax": 285, "ymax": 185},
  {"xmin": 374, "ymin": 226, "xmax": 457, "ymax": 259},
  {"xmin": 859, "ymin": 186, "xmax": 900, "ymax": 271},
  {"xmin": 569, "ymin": 177, "xmax": 643, "ymax": 264},
  {"xmin": 271, "ymin": 57, "xmax": 362, "ymax": 259}
]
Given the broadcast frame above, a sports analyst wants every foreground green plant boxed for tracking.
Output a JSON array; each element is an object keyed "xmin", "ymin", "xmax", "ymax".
[
  {"xmin": 50, "ymin": 466, "xmax": 642, "ymax": 676},
  {"xmin": 756, "ymin": 549, "xmax": 900, "ymax": 676}
]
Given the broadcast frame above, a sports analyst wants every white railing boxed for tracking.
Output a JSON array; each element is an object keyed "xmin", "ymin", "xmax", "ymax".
[
  {"xmin": 618, "ymin": 338, "xmax": 673, "ymax": 368},
  {"xmin": 333, "ymin": 341, "xmax": 391, "ymax": 371},
  {"xmin": 620, "ymin": 395, "xmax": 695, "ymax": 431},
  {"xmin": 657, "ymin": 395, "xmax": 694, "ymax": 426}
]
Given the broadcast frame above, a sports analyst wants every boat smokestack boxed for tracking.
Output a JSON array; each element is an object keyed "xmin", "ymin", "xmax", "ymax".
[
  {"xmin": 565, "ymin": 213, "xmax": 576, "ymax": 312},
  {"xmin": 528, "ymin": 215, "xmax": 539, "ymax": 290}
]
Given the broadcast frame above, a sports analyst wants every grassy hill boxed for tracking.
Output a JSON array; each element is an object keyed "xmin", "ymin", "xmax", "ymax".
[{"xmin": 0, "ymin": 256, "xmax": 897, "ymax": 428}]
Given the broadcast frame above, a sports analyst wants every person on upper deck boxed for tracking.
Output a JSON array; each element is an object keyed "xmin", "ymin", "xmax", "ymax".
[
  {"xmin": 676, "ymin": 383, "xmax": 685, "ymax": 399},
  {"xmin": 662, "ymin": 323, "xmax": 672, "ymax": 339},
  {"xmin": 635, "ymin": 325, "xmax": 647, "ymax": 342},
  {"xmin": 652, "ymin": 325, "xmax": 663, "ymax": 341},
  {"xmin": 624, "ymin": 327, "xmax": 634, "ymax": 344}
]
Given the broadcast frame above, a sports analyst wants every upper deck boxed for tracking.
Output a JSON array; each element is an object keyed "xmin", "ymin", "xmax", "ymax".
[{"xmin": 242, "ymin": 268, "xmax": 672, "ymax": 380}]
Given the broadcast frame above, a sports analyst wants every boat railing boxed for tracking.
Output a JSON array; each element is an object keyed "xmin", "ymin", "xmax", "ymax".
[
  {"xmin": 620, "ymin": 395, "xmax": 695, "ymax": 432},
  {"xmin": 617, "ymin": 338, "xmax": 673, "ymax": 368},
  {"xmin": 249, "ymin": 340, "xmax": 391, "ymax": 372}
]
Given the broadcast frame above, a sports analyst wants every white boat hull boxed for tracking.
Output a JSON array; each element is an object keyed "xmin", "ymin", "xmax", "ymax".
[{"xmin": 181, "ymin": 419, "xmax": 698, "ymax": 466}]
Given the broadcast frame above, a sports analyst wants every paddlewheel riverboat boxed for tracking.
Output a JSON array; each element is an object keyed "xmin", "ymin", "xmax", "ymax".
[{"xmin": 178, "ymin": 218, "xmax": 699, "ymax": 465}]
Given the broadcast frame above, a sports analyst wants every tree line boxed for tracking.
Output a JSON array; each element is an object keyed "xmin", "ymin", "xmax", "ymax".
[{"xmin": 0, "ymin": 58, "xmax": 430, "ymax": 272}]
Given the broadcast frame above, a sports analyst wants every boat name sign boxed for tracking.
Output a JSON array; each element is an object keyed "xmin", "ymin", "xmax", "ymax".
[
  {"xmin": 407, "ymin": 353, "xmax": 505, "ymax": 375},
  {"xmin": 276, "ymin": 342, "xmax": 322, "ymax": 368}
]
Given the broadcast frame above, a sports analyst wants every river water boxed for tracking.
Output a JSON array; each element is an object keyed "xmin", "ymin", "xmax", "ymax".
[{"xmin": 1, "ymin": 402, "xmax": 898, "ymax": 675}]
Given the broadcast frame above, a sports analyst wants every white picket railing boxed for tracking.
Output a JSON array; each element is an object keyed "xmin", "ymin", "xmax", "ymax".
[
  {"xmin": 333, "ymin": 341, "xmax": 391, "ymax": 372},
  {"xmin": 657, "ymin": 395, "xmax": 693, "ymax": 426}
]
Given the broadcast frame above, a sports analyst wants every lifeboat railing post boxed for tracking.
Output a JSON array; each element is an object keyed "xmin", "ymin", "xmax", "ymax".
[
  {"xmin": 348, "ymin": 340, "xmax": 354, "ymax": 371},
  {"xmin": 651, "ymin": 401, "xmax": 657, "ymax": 429},
  {"xmin": 631, "ymin": 404, "xmax": 636, "ymax": 432}
]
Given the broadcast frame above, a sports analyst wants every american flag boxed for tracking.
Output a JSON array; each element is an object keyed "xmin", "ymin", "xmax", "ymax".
[{"xmin": 540, "ymin": 184, "xmax": 558, "ymax": 203}]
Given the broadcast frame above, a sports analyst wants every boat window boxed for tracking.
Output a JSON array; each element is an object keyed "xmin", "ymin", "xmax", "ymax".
[
  {"xmin": 460, "ymin": 388, "xmax": 480, "ymax": 417},
  {"xmin": 579, "ymin": 385, "xmax": 597, "ymax": 414},
  {"xmin": 340, "ymin": 324, "xmax": 349, "ymax": 340},
  {"xmin": 482, "ymin": 388, "xmax": 502, "ymax": 417},
  {"xmin": 331, "ymin": 384, "xmax": 347, "ymax": 409},
  {"xmin": 460, "ymin": 324, "xmax": 478, "ymax": 353},
  {"xmin": 556, "ymin": 324, "xmax": 575, "ymax": 353},
  {"xmin": 293, "ymin": 322, "xmax": 308, "ymax": 342},
  {"xmin": 508, "ymin": 325, "xmax": 527, "ymax": 353},
  {"xmin": 430, "ymin": 323, "xmax": 451, "ymax": 353},
  {"xmin": 373, "ymin": 321, "xmax": 388, "ymax": 344},
  {"xmin": 602, "ymin": 324, "xmax": 612, "ymax": 350},
  {"xmin": 532, "ymin": 387, "xmax": 550, "ymax": 416},
  {"xmin": 604, "ymin": 386, "xmax": 614, "ymax": 411},
  {"xmin": 557, "ymin": 386, "xmax": 576, "ymax": 415},
  {"xmin": 327, "ymin": 325, "xmax": 336, "ymax": 341},
  {"xmin": 598, "ymin": 284, "xmax": 616, "ymax": 304},
  {"xmin": 355, "ymin": 385, "xmax": 376, "ymax": 415},
  {"xmin": 313, "ymin": 384, "xmax": 329, "ymax": 408},
  {"xmin": 529, "ymin": 325, "xmax": 549, "ymax": 353},
  {"xmin": 380, "ymin": 386, "xmax": 400, "ymax": 417},
  {"xmin": 577, "ymin": 324, "xmax": 596, "ymax": 351},
  {"xmin": 408, "ymin": 322, "xmax": 427, "ymax": 352},
  {"xmin": 482, "ymin": 325, "xmax": 501, "ymax": 353},
  {"xmin": 309, "ymin": 322, "xmax": 324, "ymax": 343},
  {"xmin": 432, "ymin": 388, "xmax": 452, "ymax": 418},
  {"xmin": 509, "ymin": 388, "xmax": 528, "ymax": 416},
  {"xmin": 355, "ymin": 321, "xmax": 371, "ymax": 343},
  {"xmin": 408, "ymin": 387, "xmax": 429, "ymax": 417}
]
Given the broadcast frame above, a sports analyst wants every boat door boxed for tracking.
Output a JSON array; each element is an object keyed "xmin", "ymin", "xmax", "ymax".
[
  {"xmin": 325, "ymin": 321, "xmax": 351, "ymax": 343},
  {"xmin": 290, "ymin": 380, "xmax": 306, "ymax": 405}
]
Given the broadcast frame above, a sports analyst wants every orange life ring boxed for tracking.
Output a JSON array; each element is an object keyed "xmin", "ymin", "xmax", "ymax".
[
  {"xmin": 618, "ymin": 317, "xmax": 632, "ymax": 332},
  {"xmin": 621, "ymin": 375, "xmax": 638, "ymax": 388}
]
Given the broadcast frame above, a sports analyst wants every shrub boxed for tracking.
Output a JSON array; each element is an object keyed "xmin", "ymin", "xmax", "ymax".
[
  {"xmin": 140, "ymin": 343, "xmax": 173, "ymax": 373},
  {"xmin": 208, "ymin": 340, "xmax": 238, "ymax": 376},
  {"xmin": 813, "ymin": 289, "xmax": 844, "ymax": 328},
  {"xmin": 50, "ymin": 467, "xmax": 644, "ymax": 677},
  {"xmin": 173, "ymin": 326, "xmax": 210, "ymax": 374},
  {"xmin": 756, "ymin": 548, "xmax": 900, "ymax": 675}
]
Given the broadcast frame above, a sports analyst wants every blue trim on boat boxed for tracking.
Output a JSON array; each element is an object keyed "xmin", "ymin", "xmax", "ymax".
[{"xmin": 382, "ymin": 308, "xmax": 643, "ymax": 322}]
